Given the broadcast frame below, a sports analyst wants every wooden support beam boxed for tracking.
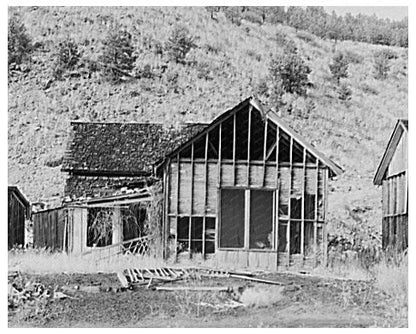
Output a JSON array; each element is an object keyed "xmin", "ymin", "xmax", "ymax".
[
  {"xmin": 245, "ymin": 189, "xmax": 250, "ymax": 250},
  {"xmin": 233, "ymin": 112, "xmax": 236, "ymax": 186},
  {"xmin": 266, "ymin": 141, "xmax": 277, "ymax": 161},
  {"xmin": 175, "ymin": 153, "xmax": 180, "ymax": 261},
  {"xmin": 404, "ymin": 171, "xmax": 408, "ymax": 214},
  {"xmin": 217, "ymin": 123, "xmax": 222, "ymax": 188},
  {"xmin": 203, "ymin": 132, "xmax": 209, "ymax": 256},
  {"xmin": 188, "ymin": 143, "xmax": 194, "ymax": 257},
  {"xmin": 275, "ymin": 125, "xmax": 280, "ymax": 267},
  {"xmin": 287, "ymin": 136, "xmax": 293, "ymax": 267},
  {"xmin": 262, "ymin": 120, "xmax": 268, "ymax": 187},
  {"xmin": 247, "ymin": 105, "xmax": 252, "ymax": 187},
  {"xmin": 301, "ymin": 148, "xmax": 306, "ymax": 258},
  {"xmin": 208, "ymin": 140, "xmax": 218, "ymax": 159},
  {"xmin": 314, "ymin": 160, "xmax": 319, "ymax": 267},
  {"xmin": 323, "ymin": 168, "xmax": 329, "ymax": 267}
]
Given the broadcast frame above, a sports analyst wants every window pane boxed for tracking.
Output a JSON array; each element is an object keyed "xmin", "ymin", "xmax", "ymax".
[
  {"xmin": 250, "ymin": 190, "xmax": 273, "ymax": 249},
  {"xmin": 220, "ymin": 189, "xmax": 245, "ymax": 248}
]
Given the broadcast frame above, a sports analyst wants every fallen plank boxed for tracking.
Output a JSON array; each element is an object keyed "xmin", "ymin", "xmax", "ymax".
[
  {"xmin": 154, "ymin": 286, "xmax": 232, "ymax": 292},
  {"xmin": 229, "ymin": 274, "xmax": 285, "ymax": 286}
]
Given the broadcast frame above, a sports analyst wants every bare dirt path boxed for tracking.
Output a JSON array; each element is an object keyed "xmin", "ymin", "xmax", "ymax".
[{"xmin": 8, "ymin": 271, "xmax": 393, "ymax": 328}]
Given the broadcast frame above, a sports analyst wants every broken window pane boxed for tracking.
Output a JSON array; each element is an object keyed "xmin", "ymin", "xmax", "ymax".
[
  {"xmin": 249, "ymin": 190, "xmax": 273, "ymax": 249},
  {"xmin": 87, "ymin": 208, "xmax": 113, "ymax": 247},
  {"xmin": 278, "ymin": 220, "xmax": 287, "ymax": 252},
  {"xmin": 290, "ymin": 221, "xmax": 301, "ymax": 254}
]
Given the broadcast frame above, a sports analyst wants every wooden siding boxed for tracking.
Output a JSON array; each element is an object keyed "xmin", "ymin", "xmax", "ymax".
[
  {"xmin": 8, "ymin": 190, "xmax": 28, "ymax": 249},
  {"xmin": 33, "ymin": 207, "xmax": 67, "ymax": 251}
]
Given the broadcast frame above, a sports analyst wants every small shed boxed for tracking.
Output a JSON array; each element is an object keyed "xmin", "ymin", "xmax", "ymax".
[
  {"xmin": 374, "ymin": 119, "xmax": 408, "ymax": 251},
  {"xmin": 8, "ymin": 186, "xmax": 30, "ymax": 249},
  {"xmin": 157, "ymin": 97, "xmax": 343, "ymax": 270}
]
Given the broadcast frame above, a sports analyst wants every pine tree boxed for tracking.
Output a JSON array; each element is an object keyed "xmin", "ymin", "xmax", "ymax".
[
  {"xmin": 165, "ymin": 25, "xmax": 196, "ymax": 64},
  {"xmin": 329, "ymin": 52, "xmax": 349, "ymax": 84},
  {"xmin": 99, "ymin": 28, "xmax": 136, "ymax": 83}
]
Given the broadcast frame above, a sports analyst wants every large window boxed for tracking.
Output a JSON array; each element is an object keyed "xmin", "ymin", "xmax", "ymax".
[
  {"xmin": 250, "ymin": 190, "xmax": 273, "ymax": 249},
  {"xmin": 220, "ymin": 188, "xmax": 274, "ymax": 250},
  {"xmin": 219, "ymin": 189, "xmax": 245, "ymax": 248}
]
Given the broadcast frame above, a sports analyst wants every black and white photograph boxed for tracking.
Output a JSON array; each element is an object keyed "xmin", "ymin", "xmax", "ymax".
[{"xmin": 6, "ymin": 2, "xmax": 411, "ymax": 328}]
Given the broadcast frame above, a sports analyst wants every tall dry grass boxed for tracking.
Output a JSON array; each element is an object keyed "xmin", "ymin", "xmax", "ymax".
[
  {"xmin": 8, "ymin": 248, "xmax": 166, "ymax": 274},
  {"xmin": 372, "ymin": 252, "xmax": 408, "ymax": 327}
]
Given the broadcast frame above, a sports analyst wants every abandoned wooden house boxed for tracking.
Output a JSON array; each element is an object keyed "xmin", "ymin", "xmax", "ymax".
[
  {"xmin": 35, "ymin": 97, "xmax": 342, "ymax": 270},
  {"xmin": 156, "ymin": 97, "xmax": 343, "ymax": 270},
  {"xmin": 32, "ymin": 122, "xmax": 206, "ymax": 254},
  {"xmin": 374, "ymin": 119, "xmax": 408, "ymax": 251},
  {"xmin": 8, "ymin": 186, "xmax": 30, "ymax": 249}
]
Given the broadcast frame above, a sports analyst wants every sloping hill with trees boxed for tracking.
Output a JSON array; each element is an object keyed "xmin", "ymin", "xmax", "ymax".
[{"xmin": 8, "ymin": 6, "xmax": 407, "ymax": 252}]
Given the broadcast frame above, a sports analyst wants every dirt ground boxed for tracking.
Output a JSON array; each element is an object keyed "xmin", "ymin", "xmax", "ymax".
[{"xmin": 8, "ymin": 271, "xmax": 401, "ymax": 328}]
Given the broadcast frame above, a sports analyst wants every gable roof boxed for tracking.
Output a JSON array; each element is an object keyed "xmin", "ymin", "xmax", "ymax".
[
  {"xmin": 62, "ymin": 121, "xmax": 207, "ymax": 176},
  {"xmin": 8, "ymin": 186, "xmax": 30, "ymax": 207},
  {"xmin": 373, "ymin": 119, "xmax": 408, "ymax": 185},
  {"xmin": 157, "ymin": 96, "xmax": 344, "ymax": 178}
]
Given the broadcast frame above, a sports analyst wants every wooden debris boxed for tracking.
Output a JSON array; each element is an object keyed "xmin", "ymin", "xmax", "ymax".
[
  {"xmin": 229, "ymin": 274, "xmax": 284, "ymax": 286},
  {"xmin": 154, "ymin": 286, "xmax": 232, "ymax": 292}
]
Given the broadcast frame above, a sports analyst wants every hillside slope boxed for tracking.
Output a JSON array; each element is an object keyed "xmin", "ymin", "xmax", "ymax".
[{"xmin": 8, "ymin": 6, "xmax": 407, "ymax": 238}]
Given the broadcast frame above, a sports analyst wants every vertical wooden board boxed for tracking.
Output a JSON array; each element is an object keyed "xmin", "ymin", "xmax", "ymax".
[
  {"xmin": 238, "ymin": 251, "xmax": 248, "ymax": 269},
  {"xmin": 264, "ymin": 165, "xmax": 277, "ymax": 188},
  {"xmin": 72, "ymin": 208, "xmax": 82, "ymax": 254},
  {"xmin": 192, "ymin": 162, "xmax": 205, "ymax": 214},
  {"xmin": 305, "ymin": 168, "xmax": 317, "ymax": 194},
  {"xmin": 178, "ymin": 163, "xmax": 192, "ymax": 215},
  {"xmin": 317, "ymin": 169, "xmax": 325, "ymax": 220},
  {"xmin": 220, "ymin": 163, "xmax": 234, "ymax": 186},
  {"xmin": 382, "ymin": 182, "xmax": 388, "ymax": 217},
  {"xmin": 279, "ymin": 167, "xmax": 290, "ymax": 217},
  {"xmin": 169, "ymin": 163, "xmax": 178, "ymax": 214},
  {"xmin": 249, "ymin": 165, "xmax": 264, "ymax": 187},
  {"xmin": 206, "ymin": 162, "xmax": 218, "ymax": 215},
  {"xmin": 235, "ymin": 164, "xmax": 248, "ymax": 186},
  {"xmin": 291, "ymin": 167, "xmax": 303, "ymax": 197}
]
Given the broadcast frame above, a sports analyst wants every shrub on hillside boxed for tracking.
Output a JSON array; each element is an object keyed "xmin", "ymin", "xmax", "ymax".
[
  {"xmin": 343, "ymin": 50, "xmax": 364, "ymax": 64},
  {"xmin": 373, "ymin": 50, "xmax": 394, "ymax": 80},
  {"xmin": 99, "ymin": 28, "xmax": 137, "ymax": 83},
  {"xmin": 337, "ymin": 81, "xmax": 352, "ymax": 101},
  {"xmin": 329, "ymin": 52, "xmax": 349, "ymax": 84},
  {"xmin": 241, "ymin": 10, "xmax": 263, "ymax": 25},
  {"xmin": 269, "ymin": 51, "xmax": 311, "ymax": 96},
  {"xmin": 165, "ymin": 25, "xmax": 196, "ymax": 64},
  {"xmin": 8, "ymin": 16, "xmax": 32, "ymax": 68},
  {"xmin": 296, "ymin": 31, "xmax": 316, "ymax": 44},
  {"xmin": 52, "ymin": 40, "xmax": 81, "ymax": 80}
]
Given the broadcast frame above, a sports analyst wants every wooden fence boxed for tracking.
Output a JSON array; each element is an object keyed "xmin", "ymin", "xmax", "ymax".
[{"xmin": 33, "ymin": 207, "xmax": 67, "ymax": 251}]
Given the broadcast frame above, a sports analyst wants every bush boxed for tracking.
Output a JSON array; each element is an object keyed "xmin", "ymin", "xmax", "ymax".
[
  {"xmin": 337, "ymin": 82, "xmax": 352, "ymax": 101},
  {"xmin": 269, "ymin": 51, "xmax": 311, "ymax": 96},
  {"xmin": 165, "ymin": 25, "xmax": 196, "ymax": 64},
  {"xmin": 296, "ymin": 31, "xmax": 315, "ymax": 43},
  {"xmin": 52, "ymin": 40, "xmax": 81, "ymax": 79},
  {"xmin": 8, "ymin": 16, "xmax": 32, "ymax": 67},
  {"xmin": 373, "ymin": 50, "xmax": 392, "ymax": 80},
  {"xmin": 99, "ymin": 28, "xmax": 137, "ymax": 83},
  {"xmin": 343, "ymin": 50, "xmax": 364, "ymax": 64},
  {"xmin": 329, "ymin": 52, "xmax": 349, "ymax": 84}
]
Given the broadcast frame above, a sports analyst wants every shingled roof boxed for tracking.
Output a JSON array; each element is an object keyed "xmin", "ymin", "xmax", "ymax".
[{"xmin": 62, "ymin": 121, "xmax": 207, "ymax": 176}]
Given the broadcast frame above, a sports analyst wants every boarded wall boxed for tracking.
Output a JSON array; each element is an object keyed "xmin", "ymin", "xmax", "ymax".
[{"xmin": 33, "ymin": 207, "xmax": 67, "ymax": 251}]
